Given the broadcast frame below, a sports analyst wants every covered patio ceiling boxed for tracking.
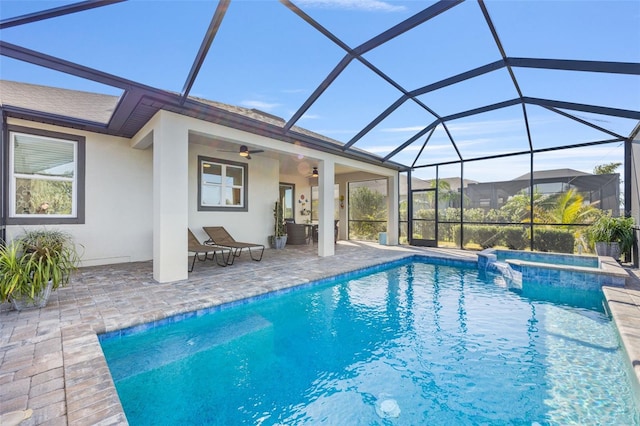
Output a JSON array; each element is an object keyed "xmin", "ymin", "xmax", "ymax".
[{"xmin": 1, "ymin": 0, "xmax": 639, "ymax": 172}]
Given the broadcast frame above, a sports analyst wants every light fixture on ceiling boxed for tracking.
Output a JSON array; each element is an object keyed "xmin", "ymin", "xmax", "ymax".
[
  {"xmin": 312, "ymin": 167, "xmax": 319, "ymax": 178},
  {"xmin": 219, "ymin": 145, "xmax": 264, "ymax": 159}
]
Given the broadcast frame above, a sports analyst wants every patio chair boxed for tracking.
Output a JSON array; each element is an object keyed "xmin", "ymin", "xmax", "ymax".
[
  {"xmin": 311, "ymin": 220, "xmax": 339, "ymax": 243},
  {"xmin": 203, "ymin": 226, "xmax": 265, "ymax": 265},
  {"xmin": 188, "ymin": 229, "xmax": 230, "ymax": 272},
  {"xmin": 286, "ymin": 221, "xmax": 312, "ymax": 245}
]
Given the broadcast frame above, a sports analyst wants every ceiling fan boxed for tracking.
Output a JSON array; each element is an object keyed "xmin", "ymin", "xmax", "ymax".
[
  {"xmin": 218, "ymin": 145, "xmax": 264, "ymax": 159},
  {"xmin": 304, "ymin": 167, "xmax": 319, "ymax": 178}
]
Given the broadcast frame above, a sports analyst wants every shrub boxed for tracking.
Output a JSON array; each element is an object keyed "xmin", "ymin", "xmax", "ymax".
[
  {"xmin": 534, "ymin": 228, "xmax": 575, "ymax": 253},
  {"xmin": 459, "ymin": 225, "xmax": 502, "ymax": 249},
  {"xmin": 587, "ymin": 215, "xmax": 635, "ymax": 255},
  {"xmin": 500, "ymin": 226, "xmax": 528, "ymax": 250},
  {"xmin": 453, "ymin": 225, "xmax": 472, "ymax": 247},
  {"xmin": 474, "ymin": 225, "xmax": 502, "ymax": 249}
]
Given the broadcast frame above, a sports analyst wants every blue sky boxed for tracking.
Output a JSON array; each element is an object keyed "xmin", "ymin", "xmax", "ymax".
[{"xmin": 1, "ymin": 0, "xmax": 639, "ymax": 181}]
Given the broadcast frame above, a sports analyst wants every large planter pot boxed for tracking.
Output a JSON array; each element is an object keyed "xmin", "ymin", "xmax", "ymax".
[
  {"xmin": 595, "ymin": 241, "xmax": 620, "ymax": 260},
  {"xmin": 10, "ymin": 281, "xmax": 54, "ymax": 311},
  {"xmin": 269, "ymin": 235, "xmax": 288, "ymax": 250}
]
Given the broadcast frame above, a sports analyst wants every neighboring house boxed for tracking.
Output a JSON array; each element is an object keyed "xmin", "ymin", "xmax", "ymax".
[
  {"xmin": 0, "ymin": 80, "xmax": 402, "ymax": 283},
  {"xmin": 465, "ymin": 168, "xmax": 620, "ymax": 214}
]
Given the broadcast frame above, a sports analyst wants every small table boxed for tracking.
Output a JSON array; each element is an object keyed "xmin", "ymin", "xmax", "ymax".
[{"xmin": 303, "ymin": 224, "xmax": 317, "ymax": 245}]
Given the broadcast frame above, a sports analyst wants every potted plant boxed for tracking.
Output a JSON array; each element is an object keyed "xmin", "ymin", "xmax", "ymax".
[
  {"xmin": 0, "ymin": 229, "xmax": 81, "ymax": 310},
  {"xmin": 268, "ymin": 200, "xmax": 288, "ymax": 249},
  {"xmin": 588, "ymin": 214, "xmax": 635, "ymax": 261}
]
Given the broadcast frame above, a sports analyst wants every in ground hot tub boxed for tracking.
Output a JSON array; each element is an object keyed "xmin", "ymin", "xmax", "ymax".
[{"xmin": 478, "ymin": 249, "xmax": 628, "ymax": 291}]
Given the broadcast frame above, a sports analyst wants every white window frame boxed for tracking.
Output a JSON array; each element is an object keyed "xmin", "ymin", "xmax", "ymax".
[
  {"xmin": 198, "ymin": 156, "xmax": 248, "ymax": 212},
  {"xmin": 6, "ymin": 126, "xmax": 85, "ymax": 225}
]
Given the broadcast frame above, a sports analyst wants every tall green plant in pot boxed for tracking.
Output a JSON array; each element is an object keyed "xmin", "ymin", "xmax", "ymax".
[
  {"xmin": 269, "ymin": 200, "xmax": 287, "ymax": 249},
  {"xmin": 588, "ymin": 215, "xmax": 635, "ymax": 261},
  {"xmin": 0, "ymin": 229, "xmax": 81, "ymax": 310}
]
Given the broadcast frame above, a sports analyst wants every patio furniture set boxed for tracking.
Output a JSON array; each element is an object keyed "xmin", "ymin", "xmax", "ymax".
[{"xmin": 187, "ymin": 227, "xmax": 265, "ymax": 272}]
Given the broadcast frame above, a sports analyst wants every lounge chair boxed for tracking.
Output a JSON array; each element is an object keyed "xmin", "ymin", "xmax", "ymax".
[
  {"xmin": 203, "ymin": 226, "xmax": 265, "ymax": 265},
  {"xmin": 188, "ymin": 229, "xmax": 230, "ymax": 272}
]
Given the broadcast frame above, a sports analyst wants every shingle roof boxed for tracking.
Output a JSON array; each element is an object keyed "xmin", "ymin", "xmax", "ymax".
[
  {"xmin": 0, "ymin": 79, "xmax": 118, "ymax": 124},
  {"xmin": 513, "ymin": 169, "xmax": 591, "ymax": 181}
]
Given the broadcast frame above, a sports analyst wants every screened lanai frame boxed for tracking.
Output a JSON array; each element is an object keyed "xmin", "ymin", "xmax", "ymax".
[{"xmin": 1, "ymin": 0, "xmax": 639, "ymax": 257}]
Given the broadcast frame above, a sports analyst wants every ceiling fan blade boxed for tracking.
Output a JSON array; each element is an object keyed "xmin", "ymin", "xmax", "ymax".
[{"xmin": 216, "ymin": 146, "xmax": 262, "ymax": 157}]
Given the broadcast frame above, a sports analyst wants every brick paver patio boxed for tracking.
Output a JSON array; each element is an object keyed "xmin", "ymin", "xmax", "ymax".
[{"xmin": 1, "ymin": 242, "xmax": 638, "ymax": 425}]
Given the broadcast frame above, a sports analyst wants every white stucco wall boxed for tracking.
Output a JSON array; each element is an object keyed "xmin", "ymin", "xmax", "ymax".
[
  {"xmin": 188, "ymin": 143, "xmax": 278, "ymax": 246},
  {"xmin": 6, "ymin": 118, "xmax": 154, "ymax": 267},
  {"xmin": 6, "ymin": 111, "xmax": 400, "ymax": 272}
]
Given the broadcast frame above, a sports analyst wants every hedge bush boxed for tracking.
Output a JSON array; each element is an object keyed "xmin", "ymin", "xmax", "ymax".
[
  {"xmin": 500, "ymin": 226, "xmax": 529, "ymax": 250},
  {"xmin": 533, "ymin": 228, "xmax": 575, "ymax": 253},
  {"xmin": 450, "ymin": 224, "xmax": 574, "ymax": 253}
]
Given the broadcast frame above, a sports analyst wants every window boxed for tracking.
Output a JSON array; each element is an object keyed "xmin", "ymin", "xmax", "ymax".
[
  {"xmin": 198, "ymin": 156, "xmax": 248, "ymax": 211},
  {"xmin": 279, "ymin": 183, "xmax": 295, "ymax": 220},
  {"xmin": 7, "ymin": 126, "xmax": 85, "ymax": 224}
]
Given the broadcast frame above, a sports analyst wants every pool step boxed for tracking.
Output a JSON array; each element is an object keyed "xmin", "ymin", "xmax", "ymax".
[{"xmin": 105, "ymin": 314, "xmax": 272, "ymax": 381}]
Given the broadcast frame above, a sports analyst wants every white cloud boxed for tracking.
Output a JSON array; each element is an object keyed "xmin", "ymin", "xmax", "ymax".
[
  {"xmin": 446, "ymin": 118, "xmax": 524, "ymax": 135},
  {"xmin": 363, "ymin": 145, "xmax": 398, "ymax": 154},
  {"xmin": 296, "ymin": 0, "xmax": 406, "ymax": 12},
  {"xmin": 380, "ymin": 118, "xmax": 523, "ymax": 135},
  {"xmin": 300, "ymin": 113, "xmax": 322, "ymax": 120},
  {"xmin": 380, "ymin": 125, "xmax": 425, "ymax": 133},
  {"xmin": 240, "ymin": 100, "xmax": 281, "ymax": 111}
]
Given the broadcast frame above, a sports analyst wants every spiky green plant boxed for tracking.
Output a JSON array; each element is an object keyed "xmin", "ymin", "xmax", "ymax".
[
  {"xmin": 588, "ymin": 215, "xmax": 636, "ymax": 255},
  {"xmin": 273, "ymin": 201, "xmax": 286, "ymax": 237},
  {"xmin": 0, "ymin": 229, "xmax": 80, "ymax": 304}
]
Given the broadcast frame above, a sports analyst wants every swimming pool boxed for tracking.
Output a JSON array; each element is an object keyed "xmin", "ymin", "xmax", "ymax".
[{"xmin": 100, "ymin": 258, "xmax": 639, "ymax": 425}]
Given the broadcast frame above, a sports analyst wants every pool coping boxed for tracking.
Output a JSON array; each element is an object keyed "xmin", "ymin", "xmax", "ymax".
[
  {"xmin": 602, "ymin": 279, "xmax": 640, "ymax": 397},
  {"xmin": 504, "ymin": 256, "xmax": 629, "ymax": 278},
  {"xmin": 98, "ymin": 254, "xmax": 477, "ymax": 343}
]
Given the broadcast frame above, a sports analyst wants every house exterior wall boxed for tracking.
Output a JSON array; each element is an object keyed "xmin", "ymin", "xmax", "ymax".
[
  {"xmin": 5, "ymin": 111, "xmax": 400, "ymax": 273},
  {"xmin": 188, "ymin": 142, "xmax": 278, "ymax": 247},
  {"xmin": 5, "ymin": 118, "xmax": 154, "ymax": 267}
]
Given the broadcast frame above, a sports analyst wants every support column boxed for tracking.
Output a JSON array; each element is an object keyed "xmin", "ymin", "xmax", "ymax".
[
  {"xmin": 152, "ymin": 111, "xmax": 189, "ymax": 282},
  {"xmin": 318, "ymin": 160, "xmax": 335, "ymax": 257},
  {"xmin": 386, "ymin": 173, "xmax": 399, "ymax": 245}
]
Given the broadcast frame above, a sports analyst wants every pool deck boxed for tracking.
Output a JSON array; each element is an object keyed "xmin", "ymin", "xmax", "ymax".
[{"xmin": 0, "ymin": 242, "xmax": 639, "ymax": 425}]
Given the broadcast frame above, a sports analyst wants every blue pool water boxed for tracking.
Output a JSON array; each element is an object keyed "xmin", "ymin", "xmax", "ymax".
[
  {"xmin": 100, "ymin": 259, "xmax": 639, "ymax": 425},
  {"xmin": 494, "ymin": 250, "xmax": 599, "ymax": 268}
]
